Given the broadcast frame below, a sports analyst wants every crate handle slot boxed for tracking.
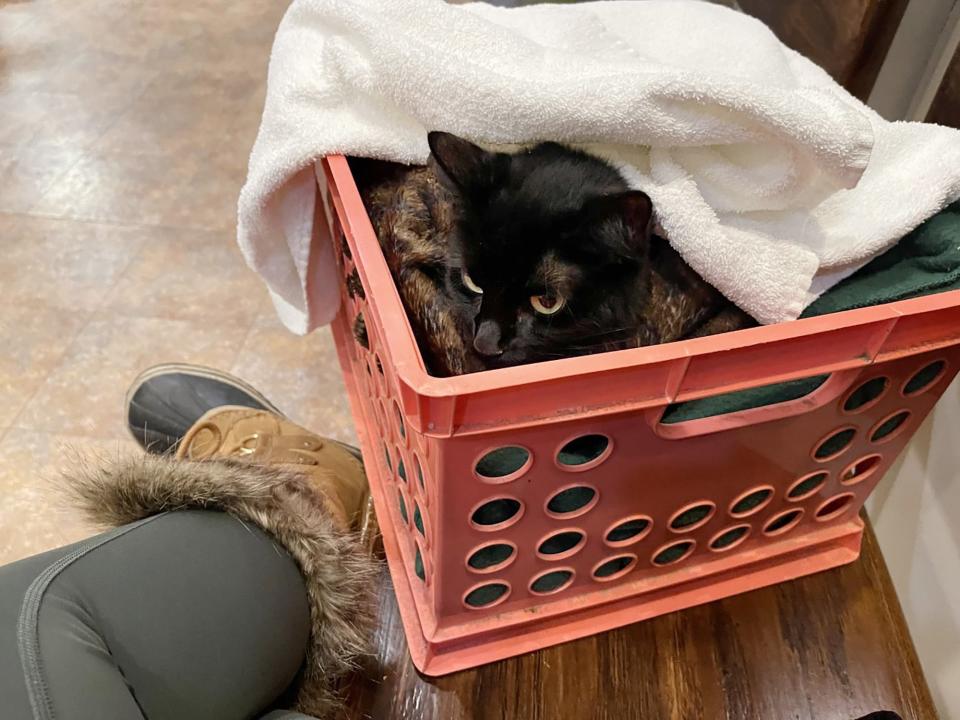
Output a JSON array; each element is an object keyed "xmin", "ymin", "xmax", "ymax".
[{"xmin": 648, "ymin": 368, "xmax": 865, "ymax": 439}]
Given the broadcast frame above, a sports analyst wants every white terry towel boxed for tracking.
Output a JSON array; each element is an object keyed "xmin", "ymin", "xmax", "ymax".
[{"xmin": 238, "ymin": 0, "xmax": 960, "ymax": 333}]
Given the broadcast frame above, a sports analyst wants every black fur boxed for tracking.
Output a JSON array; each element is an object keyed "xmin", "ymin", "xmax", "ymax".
[{"xmin": 427, "ymin": 132, "xmax": 653, "ymax": 368}]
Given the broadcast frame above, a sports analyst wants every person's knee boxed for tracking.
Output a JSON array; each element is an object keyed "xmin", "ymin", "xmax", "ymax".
[{"xmin": 4, "ymin": 511, "xmax": 311, "ymax": 720}]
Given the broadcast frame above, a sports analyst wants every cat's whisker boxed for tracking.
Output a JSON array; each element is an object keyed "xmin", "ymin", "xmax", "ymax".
[
  {"xmin": 563, "ymin": 328, "xmax": 635, "ymax": 344},
  {"xmin": 583, "ymin": 326, "xmax": 633, "ymax": 337},
  {"xmin": 538, "ymin": 335, "xmax": 639, "ymax": 355}
]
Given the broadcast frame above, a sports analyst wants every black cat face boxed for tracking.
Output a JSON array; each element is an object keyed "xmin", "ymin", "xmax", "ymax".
[{"xmin": 428, "ymin": 132, "xmax": 653, "ymax": 368}]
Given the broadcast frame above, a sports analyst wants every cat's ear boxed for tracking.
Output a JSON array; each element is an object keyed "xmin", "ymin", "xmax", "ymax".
[
  {"xmin": 428, "ymin": 132, "xmax": 494, "ymax": 190},
  {"xmin": 584, "ymin": 190, "xmax": 654, "ymax": 256}
]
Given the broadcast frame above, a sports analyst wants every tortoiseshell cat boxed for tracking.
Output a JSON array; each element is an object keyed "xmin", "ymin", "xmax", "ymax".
[{"xmin": 351, "ymin": 133, "xmax": 752, "ymax": 377}]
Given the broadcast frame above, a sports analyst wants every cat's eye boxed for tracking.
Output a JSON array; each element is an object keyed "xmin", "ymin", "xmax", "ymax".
[
  {"xmin": 530, "ymin": 294, "xmax": 565, "ymax": 315},
  {"xmin": 461, "ymin": 269, "xmax": 483, "ymax": 295}
]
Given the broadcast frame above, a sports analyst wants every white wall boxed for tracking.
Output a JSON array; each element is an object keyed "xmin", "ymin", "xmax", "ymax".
[
  {"xmin": 867, "ymin": 3, "xmax": 960, "ymax": 715},
  {"xmin": 868, "ymin": 0, "xmax": 960, "ymax": 120},
  {"xmin": 867, "ymin": 376, "xmax": 960, "ymax": 716}
]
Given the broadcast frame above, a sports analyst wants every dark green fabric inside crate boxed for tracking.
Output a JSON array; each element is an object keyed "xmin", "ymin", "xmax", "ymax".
[
  {"xmin": 660, "ymin": 202, "xmax": 960, "ymax": 424},
  {"xmin": 661, "ymin": 374, "xmax": 831, "ymax": 425}
]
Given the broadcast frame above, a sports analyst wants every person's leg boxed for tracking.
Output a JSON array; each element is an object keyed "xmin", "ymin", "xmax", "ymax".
[
  {"xmin": 0, "ymin": 510, "xmax": 311, "ymax": 720},
  {"xmin": 0, "ymin": 539, "xmax": 129, "ymax": 720},
  {"xmin": 65, "ymin": 401, "xmax": 375, "ymax": 718},
  {"xmin": 2, "ymin": 365, "xmax": 374, "ymax": 719}
]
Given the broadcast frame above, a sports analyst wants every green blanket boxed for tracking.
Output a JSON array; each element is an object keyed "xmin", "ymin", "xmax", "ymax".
[{"xmin": 661, "ymin": 202, "xmax": 960, "ymax": 424}]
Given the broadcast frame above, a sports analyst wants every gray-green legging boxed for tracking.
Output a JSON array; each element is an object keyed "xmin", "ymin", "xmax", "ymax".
[{"xmin": 0, "ymin": 510, "xmax": 316, "ymax": 720}]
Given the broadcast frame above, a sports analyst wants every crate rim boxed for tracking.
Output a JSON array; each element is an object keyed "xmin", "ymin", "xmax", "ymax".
[{"xmin": 319, "ymin": 155, "xmax": 960, "ymax": 402}]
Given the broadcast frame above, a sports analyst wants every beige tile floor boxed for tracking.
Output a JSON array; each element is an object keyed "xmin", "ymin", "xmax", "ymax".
[{"xmin": 0, "ymin": 0, "xmax": 356, "ymax": 564}]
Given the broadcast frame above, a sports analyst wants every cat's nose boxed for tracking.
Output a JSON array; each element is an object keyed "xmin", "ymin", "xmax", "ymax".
[{"xmin": 473, "ymin": 320, "xmax": 504, "ymax": 357}]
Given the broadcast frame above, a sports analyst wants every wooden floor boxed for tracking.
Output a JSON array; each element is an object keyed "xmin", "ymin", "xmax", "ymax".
[{"xmin": 342, "ymin": 517, "xmax": 936, "ymax": 720}]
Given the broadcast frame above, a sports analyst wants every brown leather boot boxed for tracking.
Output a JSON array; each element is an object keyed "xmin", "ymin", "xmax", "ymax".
[{"xmin": 176, "ymin": 406, "xmax": 368, "ymax": 531}]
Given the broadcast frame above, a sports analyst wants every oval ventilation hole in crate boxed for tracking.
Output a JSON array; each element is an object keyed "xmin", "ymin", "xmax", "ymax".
[
  {"xmin": 372, "ymin": 354, "xmax": 385, "ymax": 398},
  {"xmin": 557, "ymin": 434, "xmax": 611, "ymax": 470},
  {"xmin": 843, "ymin": 376, "xmax": 888, "ymax": 413},
  {"xmin": 397, "ymin": 490, "xmax": 409, "ymax": 526},
  {"xmin": 353, "ymin": 314, "xmax": 369, "ymax": 351},
  {"xmin": 345, "ymin": 267, "xmax": 365, "ymax": 300},
  {"xmin": 413, "ymin": 501, "xmax": 426, "ymax": 538},
  {"xmin": 393, "ymin": 400, "xmax": 405, "ymax": 440},
  {"xmin": 546, "ymin": 485, "xmax": 598, "ymax": 517},
  {"xmin": 474, "ymin": 446, "xmax": 531, "ymax": 483},
  {"xmin": 903, "ymin": 360, "xmax": 946, "ymax": 396},
  {"xmin": 870, "ymin": 410, "xmax": 911, "ymax": 444},
  {"xmin": 816, "ymin": 493, "xmax": 855, "ymax": 522},
  {"xmin": 414, "ymin": 454, "xmax": 425, "ymax": 490},
  {"xmin": 813, "ymin": 428, "xmax": 856, "ymax": 461},
  {"xmin": 652, "ymin": 540, "xmax": 695, "ymax": 567},
  {"xmin": 840, "ymin": 455, "xmax": 882, "ymax": 485},
  {"xmin": 709, "ymin": 525, "xmax": 751, "ymax": 552},
  {"xmin": 763, "ymin": 509, "xmax": 804, "ymax": 536},
  {"xmin": 537, "ymin": 530, "xmax": 586, "ymax": 559},
  {"xmin": 787, "ymin": 472, "xmax": 828, "ymax": 501},
  {"xmin": 593, "ymin": 554, "xmax": 638, "ymax": 582},
  {"xmin": 470, "ymin": 497, "xmax": 523, "ymax": 530},
  {"xmin": 529, "ymin": 569, "xmax": 575, "ymax": 595},
  {"xmin": 464, "ymin": 582, "xmax": 510, "ymax": 609},
  {"xmin": 670, "ymin": 502, "xmax": 716, "ymax": 531},
  {"xmin": 414, "ymin": 545, "xmax": 426, "ymax": 582},
  {"xmin": 467, "ymin": 543, "xmax": 516, "ymax": 573},
  {"xmin": 605, "ymin": 516, "xmax": 652, "ymax": 546},
  {"xmin": 729, "ymin": 487, "xmax": 773, "ymax": 517}
]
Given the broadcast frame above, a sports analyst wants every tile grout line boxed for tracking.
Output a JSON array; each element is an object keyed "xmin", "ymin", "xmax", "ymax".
[
  {"xmin": 13, "ymin": 208, "xmax": 237, "ymax": 237},
  {"xmin": 85, "ymin": 217, "xmax": 165, "ymax": 322},
  {"xmin": 85, "ymin": 205, "xmax": 267, "ymax": 344},
  {"xmin": 6, "ymin": 305, "xmax": 267, "ymax": 440},
  {"xmin": 8, "ymin": 304, "xmax": 264, "ymax": 439},
  {"xmin": 228, "ymin": 315, "xmax": 263, "ymax": 376}
]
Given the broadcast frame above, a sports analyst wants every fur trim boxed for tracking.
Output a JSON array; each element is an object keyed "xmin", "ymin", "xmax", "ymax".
[{"xmin": 62, "ymin": 454, "xmax": 377, "ymax": 719}]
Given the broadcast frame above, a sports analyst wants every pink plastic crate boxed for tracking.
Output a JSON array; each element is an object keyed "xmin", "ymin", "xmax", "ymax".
[{"xmin": 315, "ymin": 155, "xmax": 960, "ymax": 676}]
